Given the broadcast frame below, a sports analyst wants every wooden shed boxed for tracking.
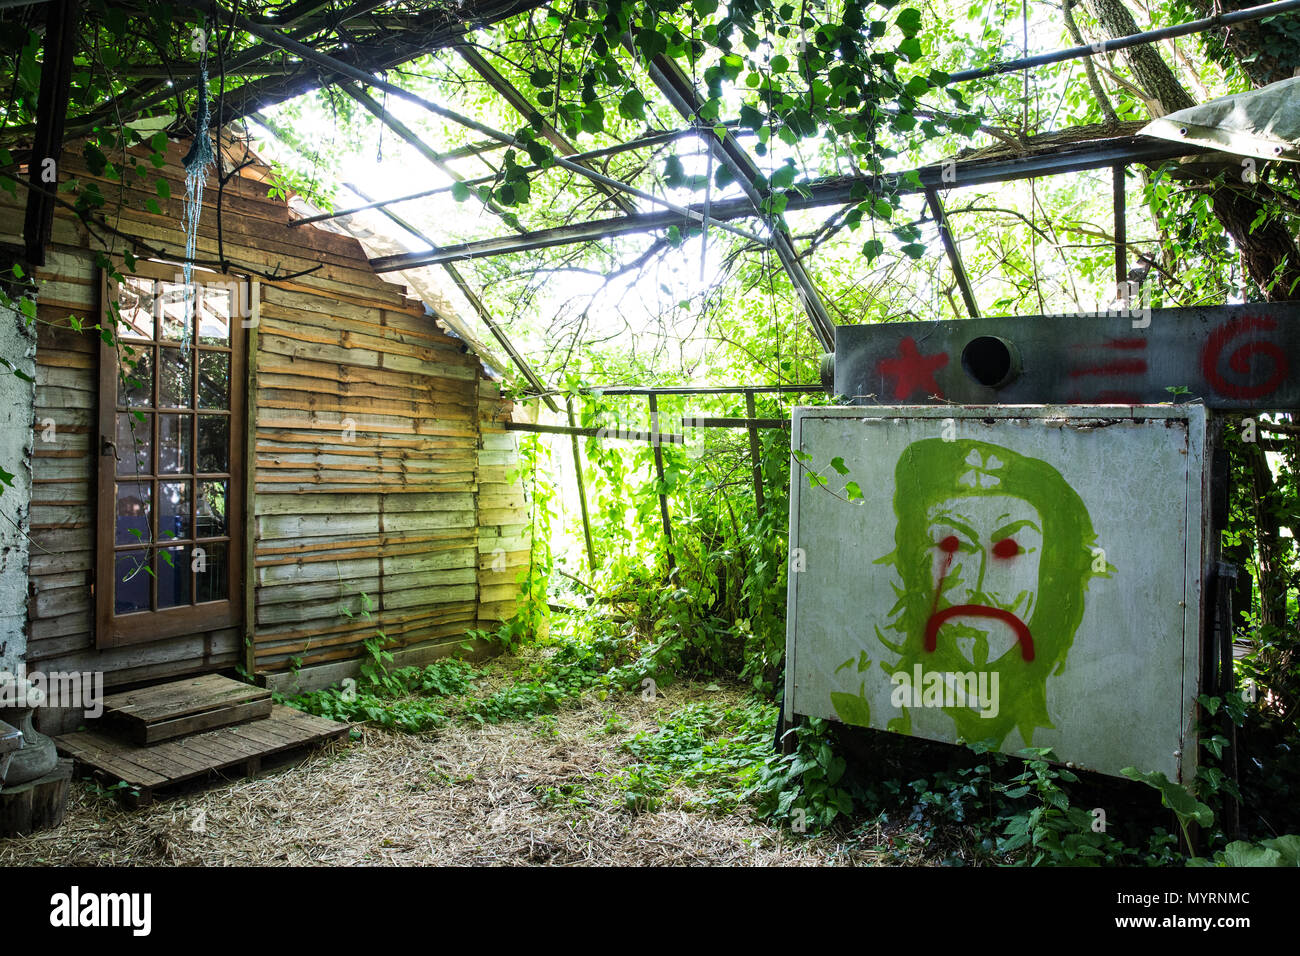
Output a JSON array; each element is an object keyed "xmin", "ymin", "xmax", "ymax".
[{"xmin": 0, "ymin": 132, "xmax": 532, "ymax": 732}]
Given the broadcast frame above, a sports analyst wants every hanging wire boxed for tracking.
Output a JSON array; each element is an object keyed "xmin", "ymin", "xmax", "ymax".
[{"xmin": 180, "ymin": 19, "xmax": 215, "ymax": 352}]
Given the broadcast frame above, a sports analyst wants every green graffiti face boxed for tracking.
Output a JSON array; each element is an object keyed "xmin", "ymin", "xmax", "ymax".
[
  {"xmin": 923, "ymin": 493, "xmax": 1043, "ymax": 667},
  {"xmin": 832, "ymin": 438, "xmax": 1107, "ymax": 748}
]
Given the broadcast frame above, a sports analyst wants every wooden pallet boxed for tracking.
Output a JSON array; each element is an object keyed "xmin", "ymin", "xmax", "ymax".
[
  {"xmin": 100, "ymin": 674, "xmax": 274, "ymax": 745},
  {"xmin": 56, "ymin": 706, "xmax": 349, "ymax": 807}
]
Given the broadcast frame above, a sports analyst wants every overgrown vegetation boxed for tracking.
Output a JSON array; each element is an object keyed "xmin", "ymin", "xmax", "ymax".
[{"xmin": 3, "ymin": 0, "xmax": 1299, "ymax": 866}]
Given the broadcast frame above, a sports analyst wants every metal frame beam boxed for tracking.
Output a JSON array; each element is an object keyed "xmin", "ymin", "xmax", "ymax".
[
  {"xmin": 948, "ymin": 0, "xmax": 1300, "ymax": 84},
  {"xmin": 287, "ymin": 126, "xmax": 695, "ymax": 228},
  {"xmin": 233, "ymin": 12, "xmax": 764, "ymax": 246},
  {"xmin": 343, "ymin": 182, "xmax": 558, "ymax": 413},
  {"xmin": 924, "ymin": 187, "xmax": 979, "ymax": 318},
  {"xmin": 30, "ymin": 0, "xmax": 381, "ymax": 144},
  {"xmin": 215, "ymin": 1, "xmax": 550, "ymax": 126},
  {"xmin": 456, "ymin": 44, "xmax": 636, "ymax": 216},
  {"xmin": 337, "ymin": 81, "xmax": 525, "ymax": 234},
  {"xmin": 23, "ymin": 0, "xmax": 77, "ymax": 265},
  {"xmin": 369, "ymin": 136, "xmax": 1198, "ymax": 273},
  {"xmin": 635, "ymin": 49, "xmax": 836, "ymax": 351}
]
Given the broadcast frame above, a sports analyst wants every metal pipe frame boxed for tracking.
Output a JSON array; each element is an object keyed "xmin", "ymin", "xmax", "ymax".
[
  {"xmin": 286, "ymin": 126, "xmax": 696, "ymax": 228},
  {"xmin": 636, "ymin": 47, "xmax": 837, "ymax": 351},
  {"xmin": 456, "ymin": 43, "xmax": 636, "ymax": 216},
  {"xmin": 231, "ymin": 11, "xmax": 766, "ymax": 246},
  {"xmin": 369, "ymin": 136, "xmax": 1198, "ymax": 272},
  {"xmin": 948, "ymin": 0, "xmax": 1300, "ymax": 84}
]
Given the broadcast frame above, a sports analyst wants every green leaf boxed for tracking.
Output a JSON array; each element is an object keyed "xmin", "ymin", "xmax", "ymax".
[
  {"xmin": 619, "ymin": 88, "xmax": 646, "ymax": 121},
  {"xmin": 1221, "ymin": 841, "xmax": 1285, "ymax": 867},
  {"xmin": 451, "ymin": 181, "xmax": 470, "ymax": 202},
  {"xmin": 845, "ymin": 481, "xmax": 863, "ymax": 501},
  {"xmin": 1260, "ymin": 835, "xmax": 1300, "ymax": 866},
  {"xmin": 636, "ymin": 27, "xmax": 666, "ymax": 60},
  {"xmin": 905, "ymin": 75, "xmax": 930, "ymax": 98},
  {"xmin": 898, "ymin": 36, "xmax": 924, "ymax": 61},
  {"xmin": 896, "ymin": 8, "xmax": 923, "ymax": 37},
  {"xmin": 1120, "ymin": 768, "xmax": 1214, "ymax": 828},
  {"xmin": 829, "ymin": 456, "xmax": 849, "ymax": 475},
  {"xmin": 83, "ymin": 141, "xmax": 108, "ymax": 176},
  {"xmin": 769, "ymin": 54, "xmax": 789, "ymax": 73},
  {"xmin": 663, "ymin": 154, "xmax": 685, "ymax": 187},
  {"xmin": 524, "ymin": 139, "xmax": 552, "ymax": 165}
]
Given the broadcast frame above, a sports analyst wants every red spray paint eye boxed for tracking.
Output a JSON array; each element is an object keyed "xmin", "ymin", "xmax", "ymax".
[
  {"xmin": 991, "ymin": 538, "xmax": 1019, "ymax": 559},
  {"xmin": 938, "ymin": 535, "xmax": 960, "ymax": 553}
]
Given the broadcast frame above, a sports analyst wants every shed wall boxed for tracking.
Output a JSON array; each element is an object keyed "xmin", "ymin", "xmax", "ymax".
[{"xmin": 0, "ymin": 135, "xmax": 529, "ymax": 690}]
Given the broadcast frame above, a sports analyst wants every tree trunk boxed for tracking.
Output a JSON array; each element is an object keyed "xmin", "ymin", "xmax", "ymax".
[{"xmin": 1087, "ymin": 0, "xmax": 1300, "ymax": 300}]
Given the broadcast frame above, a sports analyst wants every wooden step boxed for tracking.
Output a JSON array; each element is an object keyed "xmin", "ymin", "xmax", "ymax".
[
  {"xmin": 56, "ymin": 705, "xmax": 350, "ymax": 807},
  {"xmin": 101, "ymin": 673, "xmax": 273, "ymax": 745}
]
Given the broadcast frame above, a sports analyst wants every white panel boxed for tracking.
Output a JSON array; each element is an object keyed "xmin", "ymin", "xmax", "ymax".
[{"xmin": 785, "ymin": 405, "xmax": 1206, "ymax": 781}]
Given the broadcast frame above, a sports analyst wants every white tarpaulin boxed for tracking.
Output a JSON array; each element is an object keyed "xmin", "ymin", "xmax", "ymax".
[{"xmin": 1141, "ymin": 76, "xmax": 1300, "ymax": 162}]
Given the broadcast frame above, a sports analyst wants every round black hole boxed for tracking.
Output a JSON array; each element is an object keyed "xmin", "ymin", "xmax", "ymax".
[{"xmin": 961, "ymin": 335, "xmax": 1021, "ymax": 389}]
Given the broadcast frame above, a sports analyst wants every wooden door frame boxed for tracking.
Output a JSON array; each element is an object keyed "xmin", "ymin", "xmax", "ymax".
[{"xmin": 95, "ymin": 260, "xmax": 248, "ymax": 649}]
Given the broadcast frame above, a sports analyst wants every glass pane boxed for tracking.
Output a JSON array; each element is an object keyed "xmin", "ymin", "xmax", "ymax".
[
  {"xmin": 159, "ymin": 480, "xmax": 191, "ymax": 541},
  {"xmin": 157, "ymin": 546, "xmax": 191, "ymax": 608},
  {"xmin": 158, "ymin": 414, "xmax": 192, "ymax": 474},
  {"xmin": 158, "ymin": 282, "xmax": 193, "ymax": 341},
  {"xmin": 198, "ymin": 285, "xmax": 232, "ymax": 345},
  {"xmin": 116, "ymin": 277, "xmax": 155, "ymax": 339},
  {"xmin": 197, "ymin": 480, "xmax": 228, "ymax": 537},
  {"xmin": 198, "ymin": 351, "xmax": 230, "ymax": 409},
  {"xmin": 195, "ymin": 541, "xmax": 228, "ymax": 603},
  {"xmin": 118, "ymin": 346, "xmax": 153, "ymax": 408},
  {"xmin": 197, "ymin": 415, "xmax": 229, "ymax": 473},
  {"xmin": 115, "ymin": 481, "xmax": 151, "ymax": 546},
  {"xmin": 116, "ymin": 412, "xmax": 151, "ymax": 477},
  {"xmin": 114, "ymin": 550, "xmax": 151, "ymax": 614},
  {"xmin": 159, "ymin": 347, "xmax": 194, "ymax": 408}
]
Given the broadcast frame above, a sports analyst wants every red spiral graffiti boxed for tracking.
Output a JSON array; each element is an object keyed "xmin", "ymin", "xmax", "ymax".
[{"xmin": 1201, "ymin": 316, "xmax": 1289, "ymax": 400}]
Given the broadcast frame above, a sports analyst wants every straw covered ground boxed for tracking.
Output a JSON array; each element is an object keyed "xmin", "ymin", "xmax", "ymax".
[{"xmin": 0, "ymin": 680, "xmax": 896, "ymax": 867}]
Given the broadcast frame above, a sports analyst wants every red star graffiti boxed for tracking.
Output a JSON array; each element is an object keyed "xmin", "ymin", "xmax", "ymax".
[{"xmin": 877, "ymin": 336, "xmax": 948, "ymax": 400}]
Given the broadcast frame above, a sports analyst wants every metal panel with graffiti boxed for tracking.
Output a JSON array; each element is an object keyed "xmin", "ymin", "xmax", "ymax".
[{"xmin": 784, "ymin": 405, "xmax": 1209, "ymax": 781}]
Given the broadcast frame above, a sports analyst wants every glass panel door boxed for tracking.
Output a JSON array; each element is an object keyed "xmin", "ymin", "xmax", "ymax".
[{"xmin": 112, "ymin": 277, "xmax": 234, "ymax": 616}]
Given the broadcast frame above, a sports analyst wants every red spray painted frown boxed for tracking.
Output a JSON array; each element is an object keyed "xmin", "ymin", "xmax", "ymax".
[{"xmin": 925, "ymin": 533, "xmax": 1035, "ymax": 662}]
